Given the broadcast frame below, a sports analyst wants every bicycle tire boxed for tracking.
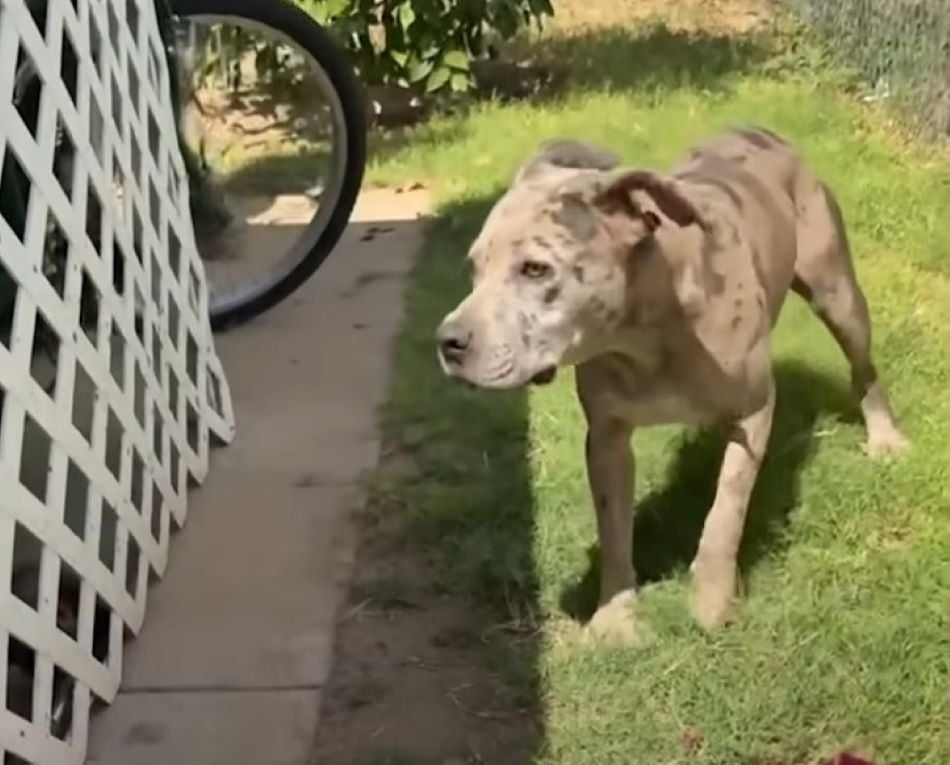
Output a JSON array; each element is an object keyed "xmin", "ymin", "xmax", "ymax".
[{"xmin": 167, "ymin": 0, "xmax": 367, "ymax": 330}]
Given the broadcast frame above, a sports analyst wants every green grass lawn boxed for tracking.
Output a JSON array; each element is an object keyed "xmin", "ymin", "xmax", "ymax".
[{"xmin": 364, "ymin": 14, "xmax": 950, "ymax": 765}]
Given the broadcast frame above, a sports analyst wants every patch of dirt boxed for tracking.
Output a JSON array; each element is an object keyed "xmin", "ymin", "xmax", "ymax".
[
  {"xmin": 310, "ymin": 499, "xmax": 542, "ymax": 765},
  {"xmin": 547, "ymin": 0, "xmax": 774, "ymax": 34}
]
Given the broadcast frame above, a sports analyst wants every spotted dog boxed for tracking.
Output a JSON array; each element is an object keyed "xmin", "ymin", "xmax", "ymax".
[{"xmin": 435, "ymin": 129, "xmax": 908, "ymax": 642}]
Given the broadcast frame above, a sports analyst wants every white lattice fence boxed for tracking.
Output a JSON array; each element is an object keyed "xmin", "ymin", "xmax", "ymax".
[{"xmin": 0, "ymin": 0, "xmax": 235, "ymax": 760}]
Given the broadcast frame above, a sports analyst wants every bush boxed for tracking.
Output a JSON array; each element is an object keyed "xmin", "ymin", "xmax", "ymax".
[{"xmin": 298, "ymin": 0, "xmax": 554, "ymax": 93}]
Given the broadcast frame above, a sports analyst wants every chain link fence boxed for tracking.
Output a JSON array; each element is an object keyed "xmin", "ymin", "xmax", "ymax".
[{"xmin": 787, "ymin": 0, "xmax": 950, "ymax": 137}]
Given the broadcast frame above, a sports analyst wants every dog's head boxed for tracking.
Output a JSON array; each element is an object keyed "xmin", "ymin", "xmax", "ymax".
[{"xmin": 436, "ymin": 139, "xmax": 704, "ymax": 389}]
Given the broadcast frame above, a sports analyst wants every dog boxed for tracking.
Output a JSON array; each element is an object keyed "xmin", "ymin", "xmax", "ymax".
[{"xmin": 435, "ymin": 128, "xmax": 909, "ymax": 642}]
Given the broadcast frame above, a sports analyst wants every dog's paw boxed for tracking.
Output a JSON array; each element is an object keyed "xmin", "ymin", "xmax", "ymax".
[
  {"xmin": 584, "ymin": 590, "xmax": 651, "ymax": 647},
  {"xmin": 865, "ymin": 425, "xmax": 910, "ymax": 458},
  {"xmin": 690, "ymin": 555, "xmax": 739, "ymax": 633}
]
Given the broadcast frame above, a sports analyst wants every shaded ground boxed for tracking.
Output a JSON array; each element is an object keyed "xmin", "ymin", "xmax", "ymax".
[
  {"xmin": 311, "ymin": 194, "xmax": 544, "ymax": 765},
  {"xmin": 311, "ymin": 522, "xmax": 541, "ymax": 765}
]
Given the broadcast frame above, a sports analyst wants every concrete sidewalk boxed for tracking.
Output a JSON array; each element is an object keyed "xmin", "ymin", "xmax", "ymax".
[{"xmin": 87, "ymin": 188, "xmax": 430, "ymax": 765}]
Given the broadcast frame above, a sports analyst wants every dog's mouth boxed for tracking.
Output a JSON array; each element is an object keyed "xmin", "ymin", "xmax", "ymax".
[{"xmin": 530, "ymin": 366, "xmax": 557, "ymax": 386}]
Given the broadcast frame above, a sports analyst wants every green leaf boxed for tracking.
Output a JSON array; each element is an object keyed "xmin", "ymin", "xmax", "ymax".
[
  {"xmin": 443, "ymin": 49, "xmax": 469, "ymax": 71},
  {"xmin": 426, "ymin": 66, "xmax": 452, "ymax": 92},
  {"xmin": 307, "ymin": 3, "xmax": 330, "ymax": 24},
  {"xmin": 390, "ymin": 49, "xmax": 409, "ymax": 67},
  {"xmin": 450, "ymin": 72, "xmax": 470, "ymax": 92},
  {"xmin": 407, "ymin": 57, "xmax": 434, "ymax": 83},
  {"xmin": 397, "ymin": 1, "xmax": 416, "ymax": 31}
]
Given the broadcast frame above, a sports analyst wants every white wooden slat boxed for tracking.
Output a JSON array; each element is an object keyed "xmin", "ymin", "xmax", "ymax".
[
  {"xmin": 0, "ymin": 0, "xmax": 236, "ymax": 760},
  {"xmin": 0, "ymin": 707, "xmax": 74, "ymax": 765}
]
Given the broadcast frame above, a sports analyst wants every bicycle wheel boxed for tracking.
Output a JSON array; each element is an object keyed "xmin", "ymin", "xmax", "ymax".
[{"xmin": 165, "ymin": 0, "xmax": 366, "ymax": 329}]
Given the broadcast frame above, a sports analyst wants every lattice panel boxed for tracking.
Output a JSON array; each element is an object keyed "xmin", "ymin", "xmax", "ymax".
[{"xmin": 0, "ymin": 0, "xmax": 235, "ymax": 761}]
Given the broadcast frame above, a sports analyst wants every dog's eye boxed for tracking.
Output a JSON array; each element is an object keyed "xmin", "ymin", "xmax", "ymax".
[{"xmin": 520, "ymin": 260, "xmax": 552, "ymax": 279}]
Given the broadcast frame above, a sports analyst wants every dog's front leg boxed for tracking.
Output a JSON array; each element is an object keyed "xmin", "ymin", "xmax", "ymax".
[
  {"xmin": 691, "ymin": 378, "xmax": 775, "ymax": 631},
  {"xmin": 584, "ymin": 418, "xmax": 643, "ymax": 645}
]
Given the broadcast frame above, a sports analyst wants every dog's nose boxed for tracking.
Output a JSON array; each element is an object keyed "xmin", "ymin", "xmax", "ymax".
[{"xmin": 437, "ymin": 322, "xmax": 472, "ymax": 365}]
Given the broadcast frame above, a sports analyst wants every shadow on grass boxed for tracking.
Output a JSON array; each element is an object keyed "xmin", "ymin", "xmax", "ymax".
[
  {"xmin": 311, "ymin": 193, "xmax": 544, "ymax": 764},
  {"xmin": 362, "ymin": 20, "xmax": 774, "ymax": 166},
  {"xmin": 560, "ymin": 359, "xmax": 857, "ymax": 622},
  {"xmin": 382, "ymin": 191, "xmax": 541, "ymax": 641},
  {"xmin": 530, "ymin": 21, "xmax": 774, "ymax": 96}
]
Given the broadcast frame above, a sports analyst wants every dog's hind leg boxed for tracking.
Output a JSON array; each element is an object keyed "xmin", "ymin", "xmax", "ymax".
[{"xmin": 792, "ymin": 181, "xmax": 908, "ymax": 456}]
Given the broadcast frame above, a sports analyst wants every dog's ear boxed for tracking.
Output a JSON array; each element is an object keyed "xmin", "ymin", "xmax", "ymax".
[
  {"xmin": 514, "ymin": 139, "xmax": 622, "ymax": 185},
  {"xmin": 596, "ymin": 170, "xmax": 707, "ymax": 230}
]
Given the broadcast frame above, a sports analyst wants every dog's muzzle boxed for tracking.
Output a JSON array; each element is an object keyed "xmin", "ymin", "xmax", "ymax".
[
  {"xmin": 437, "ymin": 319, "xmax": 557, "ymax": 387},
  {"xmin": 436, "ymin": 320, "xmax": 472, "ymax": 370}
]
